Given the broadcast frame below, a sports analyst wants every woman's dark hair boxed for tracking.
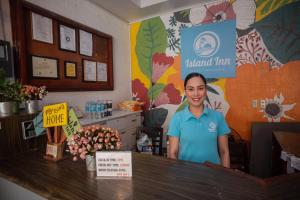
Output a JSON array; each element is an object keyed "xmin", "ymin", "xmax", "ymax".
[{"xmin": 184, "ymin": 72, "xmax": 207, "ymax": 88}]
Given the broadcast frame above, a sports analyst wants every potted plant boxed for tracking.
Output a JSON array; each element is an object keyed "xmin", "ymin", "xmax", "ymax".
[
  {"xmin": 0, "ymin": 68, "xmax": 22, "ymax": 116},
  {"xmin": 21, "ymin": 84, "xmax": 48, "ymax": 114},
  {"xmin": 66, "ymin": 125, "xmax": 121, "ymax": 171}
]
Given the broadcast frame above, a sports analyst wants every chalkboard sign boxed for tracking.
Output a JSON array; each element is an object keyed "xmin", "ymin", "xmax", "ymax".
[{"xmin": 21, "ymin": 120, "xmax": 37, "ymax": 140}]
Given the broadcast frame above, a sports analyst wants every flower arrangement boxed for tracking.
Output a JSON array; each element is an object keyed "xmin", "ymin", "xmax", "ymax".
[
  {"xmin": 21, "ymin": 85, "xmax": 48, "ymax": 101},
  {"xmin": 67, "ymin": 125, "xmax": 121, "ymax": 161}
]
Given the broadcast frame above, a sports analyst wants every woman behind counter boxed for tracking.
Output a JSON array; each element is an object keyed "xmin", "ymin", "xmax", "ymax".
[{"xmin": 167, "ymin": 72, "xmax": 230, "ymax": 168}]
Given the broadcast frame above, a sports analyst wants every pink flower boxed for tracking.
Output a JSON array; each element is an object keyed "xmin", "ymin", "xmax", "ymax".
[
  {"xmin": 80, "ymin": 153, "xmax": 86, "ymax": 160},
  {"xmin": 152, "ymin": 53, "xmax": 174, "ymax": 83},
  {"xmin": 67, "ymin": 125, "xmax": 122, "ymax": 161}
]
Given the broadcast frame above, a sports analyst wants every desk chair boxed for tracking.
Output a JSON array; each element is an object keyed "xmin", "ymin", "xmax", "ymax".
[
  {"xmin": 228, "ymin": 127, "xmax": 249, "ymax": 172},
  {"xmin": 140, "ymin": 126, "xmax": 163, "ymax": 156}
]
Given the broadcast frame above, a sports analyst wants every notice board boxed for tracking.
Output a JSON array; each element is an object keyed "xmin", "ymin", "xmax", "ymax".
[{"xmin": 10, "ymin": 0, "xmax": 113, "ymax": 91}]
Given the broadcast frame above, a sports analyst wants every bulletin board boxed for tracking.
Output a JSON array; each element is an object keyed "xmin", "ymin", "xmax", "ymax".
[{"xmin": 10, "ymin": 0, "xmax": 113, "ymax": 91}]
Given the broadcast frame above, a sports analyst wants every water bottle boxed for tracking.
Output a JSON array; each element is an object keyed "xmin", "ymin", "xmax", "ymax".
[
  {"xmin": 103, "ymin": 100, "xmax": 107, "ymax": 117},
  {"xmin": 100, "ymin": 101, "xmax": 105, "ymax": 118},
  {"xmin": 96, "ymin": 100, "xmax": 101, "ymax": 119},
  {"xmin": 108, "ymin": 100, "xmax": 112, "ymax": 116},
  {"xmin": 91, "ymin": 101, "xmax": 96, "ymax": 119},
  {"xmin": 85, "ymin": 101, "xmax": 90, "ymax": 119}
]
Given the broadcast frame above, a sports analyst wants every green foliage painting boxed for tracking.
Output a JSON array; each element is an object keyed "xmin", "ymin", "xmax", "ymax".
[
  {"xmin": 253, "ymin": 1, "xmax": 300, "ymax": 63},
  {"xmin": 136, "ymin": 17, "xmax": 167, "ymax": 79}
]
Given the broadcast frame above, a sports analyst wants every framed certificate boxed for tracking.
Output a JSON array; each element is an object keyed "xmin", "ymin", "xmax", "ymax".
[
  {"xmin": 31, "ymin": 55, "xmax": 59, "ymax": 79},
  {"xmin": 31, "ymin": 12, "xmax": 53, "ymax": 44},
  {"xmin": 79, "ymin": 29, "xmax": 93, "ymax": 56},
  {"xmin": 97, "ymin": 62, "xmax": 107, "ymax": 82},
  {"xmin": 83, "ymin": 59, "xmax": 96, "ymax": 81},
  {"xmin": 64, "ymin": 61, "xmax": 77, "ymax": 78},
  {"xmin": 59, "ymin": 24, "xmax": 76, "ymax": 52}
]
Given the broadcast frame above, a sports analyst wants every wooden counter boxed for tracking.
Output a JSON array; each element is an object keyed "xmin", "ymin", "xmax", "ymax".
[{"xmin": 0, "ymin": 152, "xmax": 299, "ymax": 200}]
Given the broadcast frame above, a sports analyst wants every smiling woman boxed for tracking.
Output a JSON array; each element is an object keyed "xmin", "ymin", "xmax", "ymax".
[{"xmin": 167, "ymin": 72, "xmax": 231, "ymax": 168}]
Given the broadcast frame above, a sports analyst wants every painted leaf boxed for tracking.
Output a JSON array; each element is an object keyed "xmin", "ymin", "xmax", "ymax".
[
  {"xmin": 147, "ymin": 83, "xmax": 165, "ymax": 102},
  {"xmin": 256, "ymin": 0, "xmax": 296, "ymax": 20},
  {"xmin": 174, "ymin": 9, "xmax": 190, "ymax": 23},
  {"xmin": 252, "ymin": 1, "xmax": 300, "ymax": 63},
  {"xmin": 207, "ymin": 85, "xmax": 219, "ymax": 95},
  {"xmin": 176, "ymin": 99, "xmax": 188, "ymax": 112},
  {"xmin": 136, "ymin": 17, "xmax": 167, "ymax": 79}
]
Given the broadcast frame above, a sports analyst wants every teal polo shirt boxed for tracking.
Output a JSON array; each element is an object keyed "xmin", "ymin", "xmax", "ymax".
[{"xmin": 167, "ymin": 106, "xmax": 230, "ymax": 164}]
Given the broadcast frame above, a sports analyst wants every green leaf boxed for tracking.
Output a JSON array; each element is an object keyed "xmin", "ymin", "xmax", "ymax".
[
  {"xmin": 176, "ymin": 99, "xmax": 188, "ymax": 112},
  {"xmin": 147, "ymin": 83, "xmax": 165, "ymax": 102},
  {"xmin": 206, "ymin": 78, "xmax": 218, "ymax": 83},
  {"xmin": 136, "ymin": 17, "xmax": 167, "ymax": 79},
  {"xmin": 252, "ymin": 1, "xmax": 300, "ymax": 63},
  {"xmin": 174, "ymin": 9, "xmax": 190, "ymax": 23},
  {"xmin": 206, "ymin": 85, "xmax": 219, "ymax": 95},
  {"xmin": 256, "ymin": 0, "xmax": 294, "ymax": 15}
]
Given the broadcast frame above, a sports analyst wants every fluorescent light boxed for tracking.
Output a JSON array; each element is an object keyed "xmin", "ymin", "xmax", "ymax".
[{"xmin": 131, "ymin": 0, "xmax": 168, "ymax": 8}]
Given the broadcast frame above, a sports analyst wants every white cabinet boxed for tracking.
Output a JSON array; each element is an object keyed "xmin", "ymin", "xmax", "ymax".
[
  {"xmin": 106, "ymin": 112, "xmax": 141, "ymax": 151},
  {"xmin": 80, "ymin": 110, "xmax": 141, "ymax": 151}
]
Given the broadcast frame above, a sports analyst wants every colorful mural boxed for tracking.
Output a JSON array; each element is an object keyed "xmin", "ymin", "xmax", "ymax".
[{"xmin": 131, "ymin": 0, "xmax": 300, "ymax": 140}]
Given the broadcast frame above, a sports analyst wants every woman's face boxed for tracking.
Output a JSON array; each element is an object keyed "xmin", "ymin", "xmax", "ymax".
[{"xmin": 185, "ymin": 76, "xmax": 207, "ymax": 108}]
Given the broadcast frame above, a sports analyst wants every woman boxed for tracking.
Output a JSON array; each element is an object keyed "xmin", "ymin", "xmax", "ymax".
[{"xmin": 167, "ymin": 72, "xmax": 230, "ymax": 167}]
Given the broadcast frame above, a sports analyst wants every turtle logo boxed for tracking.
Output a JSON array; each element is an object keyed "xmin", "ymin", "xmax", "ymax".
[{"xmin": 193, "ymin": 31, "xmax": 220, "ymax": 57}]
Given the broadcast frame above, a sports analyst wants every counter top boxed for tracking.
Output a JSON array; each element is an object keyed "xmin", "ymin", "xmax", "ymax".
[
  {"xmin": 79, "ymin": 110, "xmax": 142, "ymax": 126},
  {"xmin": 0, "ymin": 152, "xmax": 299, "ymax": 200}
]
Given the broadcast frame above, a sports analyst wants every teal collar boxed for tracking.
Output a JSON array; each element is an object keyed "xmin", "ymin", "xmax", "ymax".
[{"xmin": 183, "ymin": 105, "xmax": 208, "ymax": 121}]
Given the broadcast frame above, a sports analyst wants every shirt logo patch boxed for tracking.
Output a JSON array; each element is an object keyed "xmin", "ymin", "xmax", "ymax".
[{"xmin": 208, "ymin": 122, "xmax": 217, "ymax": 132}]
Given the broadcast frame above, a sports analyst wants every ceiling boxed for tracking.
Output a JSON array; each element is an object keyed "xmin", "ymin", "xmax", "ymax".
[{"xmin": 87, "ymin": 0, "xmax": 214, "ymax": 23}]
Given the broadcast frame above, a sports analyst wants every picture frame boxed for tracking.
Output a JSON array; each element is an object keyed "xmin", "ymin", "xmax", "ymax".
[
  {"xmin": 12, "ymin": 1, "xmax": 114, "ymax": 91},
  {"xmin": 96, "ymin": 62, "xmax": 107, "ymax": 82},
  {"xmin": 0, "ymin": 42, "xmax": 7, "ymax": 60},
  {"xmin": 31, "ymin": 55, "xmax": 59, "ymax": 79},
  {"xmin": 21, "ymin": 120, "xmax": 37, "ymax": 140},
  {"xmin": 31, "ymin": 12, "xmax": 53, "ymax": 44},
  {"xmin": 64, "ymin": 61, "xmax": 77, "ymax": 78},
  {"xmin": 79, "ymin": 29, "xmax": 93, "ymax": 56},
  {"xmin": 59, "ymin": 24, "xmax": 76, "ymax": 52},
  {"xmin": 82, "ymin": 59, "xmax": 96, "ymax": 82},
  {"xmin": 0, "ymin": 40, "xmax": 13, "ymax": 77}
]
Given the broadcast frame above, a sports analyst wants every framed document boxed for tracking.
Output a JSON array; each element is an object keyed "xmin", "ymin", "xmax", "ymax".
[
  {"xmin": 79, "ymin": 29, "xmax": 93, "ymax": 56},
  {"xmin": 59, "ymin": 24, "xmax": 76, "ymax": 52},
  {"xmin": 97, "ymin": 62, "xmax": 107, "ymax": 82},
  {"xmin": 64, "ymin": 61, "xmax": 77, "ymax": 78},
  {"xmin": 31, "ymin": 55, "xmax": 59, "ymax": 79},
  {"xmin": 83, "ymin": 59, "xmax": 96, "ymax": 81},
  {"xmin": 31, "ymin": 12, "xmax": 53, "ymax": 44}
]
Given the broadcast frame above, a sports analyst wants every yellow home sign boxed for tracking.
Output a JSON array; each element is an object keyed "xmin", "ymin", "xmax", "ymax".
[{"xmin": 43, "ymin": 103, "xmax": 68, "ymax": 127}]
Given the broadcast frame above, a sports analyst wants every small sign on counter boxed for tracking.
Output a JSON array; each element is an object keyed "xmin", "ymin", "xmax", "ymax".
[
  {"xmin": 43, "ymin": 103, "xmax": 68, "ymax": 127},
  {"xmin": 96, "ymin": 151, "xmax": 132, "ymax": 178},
  {"xmin": 62, "ymin": 108, "xmax": 81, "ymax": 138}
]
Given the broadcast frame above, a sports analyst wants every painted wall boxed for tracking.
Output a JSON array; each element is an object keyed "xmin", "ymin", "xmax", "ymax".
[
  {"xmin": 131, "ymin": 0, "xmax": 300, "ymax": 141},
  {"xmin": 1, "ymin": 0, "xmax": 131, "ymax": 110}
]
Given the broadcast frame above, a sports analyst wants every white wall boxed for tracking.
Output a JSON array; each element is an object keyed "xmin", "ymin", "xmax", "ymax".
[{"xmin": 1, "ymin": 0, "xmax": 131, "ymax": 110}]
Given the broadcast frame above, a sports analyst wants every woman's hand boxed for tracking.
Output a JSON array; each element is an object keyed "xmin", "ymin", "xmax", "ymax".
[
  {"xmin": 168, "ymin": 136, "xmax": 179, "ymax": 160},
  {"xmin": 218, "ymin": 135, "xmax": 230, "ymax": 168}
]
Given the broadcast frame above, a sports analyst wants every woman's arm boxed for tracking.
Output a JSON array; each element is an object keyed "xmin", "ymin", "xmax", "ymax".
[
  {"xmin": 218, "ymin": 135, "xmax": 230, "ymax": 168},
  {"xmin": 168, "ymin": 136, "xmax": 179, "ymax": 160}
]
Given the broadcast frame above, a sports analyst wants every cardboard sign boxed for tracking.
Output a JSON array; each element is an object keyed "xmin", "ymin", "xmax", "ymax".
[
  {"xmin": 46, "ymin": 143, "xmax": 64, "ymax": 159},
  {"xmin": 96, "ymin": 151, "xmax": 132, "ymax": 177},
  {"xmin": 62, "ymin": 108, "xmax": 81, "ymax": 138},
  {"xmin": 43, "ymin": 103, "xmax": 68, "ymax": 127}
]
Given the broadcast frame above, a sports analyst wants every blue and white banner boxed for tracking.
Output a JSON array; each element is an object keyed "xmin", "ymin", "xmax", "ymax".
[{"xmin": 181, "ymin": 19, "xmax": 236, "ymax": 79}]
